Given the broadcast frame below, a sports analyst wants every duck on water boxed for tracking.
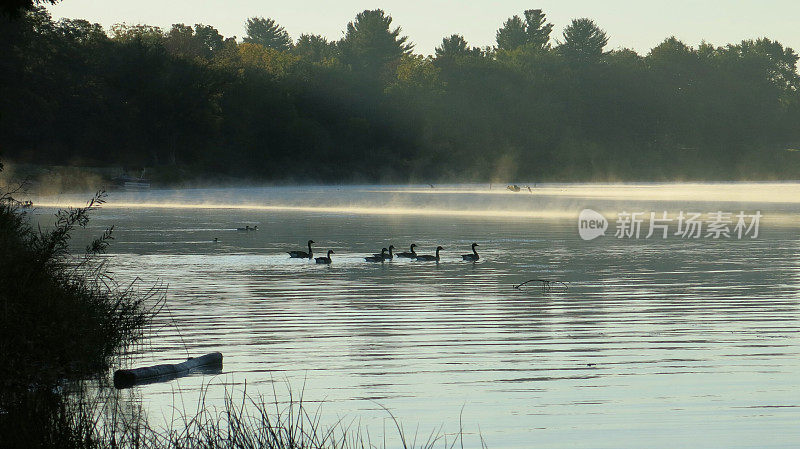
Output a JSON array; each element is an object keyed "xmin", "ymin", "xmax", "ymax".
[
  {"xmin": 461, "ymin": 243, "xmax": 479, "ymax": 261},
  {"xmin": 415, "ymin": 246, "xmax": 443, "ymax": 262},
  {"xmin": 315, "ymin": 250, "xmax": 334, "ymax": 264},
  {"xmin": 237, "ymin": 225, "xmax": 258, "ymax": 231},
  {"xmin": 289, "ymin": 240, "xmax": 314, "ymax": 258},
  {"xmin": 395, "ymin": 244, "xmax": 417, "ymax": 258}
]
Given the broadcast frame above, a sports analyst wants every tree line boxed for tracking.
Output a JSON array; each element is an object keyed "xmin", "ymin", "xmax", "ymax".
[{"xmin": 2, "ymin": 7, "xmax": 799, "ymax": 183}]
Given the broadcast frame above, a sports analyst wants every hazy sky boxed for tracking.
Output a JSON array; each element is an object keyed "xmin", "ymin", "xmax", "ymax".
[{"xmin": 47, "ymin": 1, "xmax": 800, "ymax": 55}]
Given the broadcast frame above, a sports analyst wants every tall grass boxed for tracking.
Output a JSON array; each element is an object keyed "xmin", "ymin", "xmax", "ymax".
[
  {"xmin": 3, "ymin": 379, "xmax": 480, "ymax": 449},
  {"xmin": 27, "ymin": 383, "xmax": 478, "ymax": 449}
]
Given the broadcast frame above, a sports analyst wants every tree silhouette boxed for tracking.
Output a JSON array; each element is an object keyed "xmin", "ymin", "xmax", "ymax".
[
  {"xmin": 244, "ymin": 17, "xmax": 291, "ymax": 51},
  {"xmin": 339, "ymin": 9, "xmax": 412, "ymax": 79},
  {"xmin": 496, "ymin": 15, "xmax": 526, "ymax": 51},
  {"xmin": 193, "ymin": 24, "xmax": 225, "ymax": 57},
  {"xmin": 293, "ymin": 34, "xmax": 337, "ymax": 63},
  {"xmin": 523, "ymin": 9, "xmax": 553, "ymax": 51},
  {"xmin": 2, "ymin": 7, "xmax": 800, "ymax": 182},
  {"xmin": 728, "ymin": 38, "xmax": 800, "ymax": 93},
  {"xmin": 435, "ymin": 34, "xmax": 469, "ymax": 58},
  {"xmin": 55, "ymin": 18, "xmax": 107, "ymax": 44},
  {"xmin": 559, "ymin": 18, "xmax": 608, "ymax": 62},
  {"xmin": 1, "ymin": 0, "xmax": 59, "ymax": 18},
  {"xmin": 496, "ymin": 9, "xmax": 553, "ymax": 52}
]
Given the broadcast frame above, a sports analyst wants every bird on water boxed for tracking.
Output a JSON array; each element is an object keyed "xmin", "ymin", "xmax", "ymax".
[
  {"xmin": 415, "ymin": 246, "xmax": 443, "ymax": 262},
  {"xmin": 288, "ymin": 240, "xmax": 314, "ymax": 259},
  {"xmin": 396, "ymin": 244, "xmax": 417, "ymax": 258},
  {"xmin": 373, "ymin": 245, "xmax": 394, "ymax": 260},
  {"xmin": 365, "ymin": 248, "xmax": 388, "ymax": 262},
  {"xmin": 461, "ymin": 243, "xmax": 479, "ymax": 261},
  {"xmin": 315, "ymin": 250, "xmax": 334, "ymax": 264}
]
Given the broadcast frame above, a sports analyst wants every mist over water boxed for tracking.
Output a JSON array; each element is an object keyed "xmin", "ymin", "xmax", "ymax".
[
  {"xmin": 30, "ymin": 183, "xmax": 800, "ymax": 448},
  {"xmin": 32, "ymin": 182, "xmax": 800, "ymax": 220}
]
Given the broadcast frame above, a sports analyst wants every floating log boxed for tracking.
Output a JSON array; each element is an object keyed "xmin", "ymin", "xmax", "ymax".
[
  {"xmin": 513, "ymin": 279, "xmax": 568, "ymax": 293},
  {"xmin": 114, "ymin": 352, "xmax": 223, "ymax": 389}
]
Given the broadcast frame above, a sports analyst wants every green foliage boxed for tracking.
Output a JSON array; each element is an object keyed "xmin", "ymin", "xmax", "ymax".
[
  {"xmin": 1, "ymin": 7, "xmax": 800, "ymax": 182},
  {"xmin": 243, "ymin": 16, "xmax": 291, "ymax": 51},
  {"xmin": 56, "ymin": 18, "xmax": 107, "ymax": 44},
  {"xmin": 164, "ymin": 23, "xmax": 224, "ymax": 59},
  {"xmin": 0, "ymin": 0, "xmax": 58, "ymax": 18},
  {"xmin": 435, "ymin": 34, "xmax": 467, "ymax": 58},
  {"xmin": 110, "ymin": 23, "xmax": 165, "ymax": 46},
  {"xmin": 0, "ymin": 184, "xmax": 157, "ymax": 394},
  {"xmin": 339, "ymin": 9, "xmax": 413, "ymax": 80},
  {"xmin": 496, "ymin": 9, "xmax": 553, "ymax": 51},
  {"xmin": 293, "ymin": 33, "xmax": 337, "ymax": 63},
  {"xmin": 391, "ymin": 54, "xmax": 442, "ymax": 94},
  {"xmin": 524, "ymin": 9, "xmax": 553, "ymax": 51},
  {"xmin": 559, "ymin": 18, "xmax": 609, "ymax": 63},
  {"xmin": 238, "ymin": 42, "xmax": 299, "ymax": 76},
  {"xmin": 496, "ymin": 15, "xmax": 527, "ymax": 51}
]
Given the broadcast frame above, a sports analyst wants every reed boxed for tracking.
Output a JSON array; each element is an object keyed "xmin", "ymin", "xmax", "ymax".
[{"xmin": 3, "ymin": 382, "xmax": 480, "ymax": 449}]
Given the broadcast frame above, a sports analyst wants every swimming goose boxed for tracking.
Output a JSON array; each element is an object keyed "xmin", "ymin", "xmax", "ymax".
[
  {"xmin": 373, "ymin": 245, "xmax": 394, "ymax": 260},
  {"xmin": 415, "ymin": 246, "xmax": 443, "ymax": 262},
  {"xmin": 461, "ymin": 243, "xmax": 479, "ymax": 261},
  {"xmin": 236, "ymin": 225, "xmax": 251, "ymax": 231},
  {"xmin": 395, "ymin": 244, "xmax": 417, "ymax": 258},
  {"xmin": 315, "ymin": 250, "xmax": 334, "ymax": 264},
  {"xmin": 365, "ymin": 248, "xmax": 387, "ymax": 262},
  {"xmin": 288, "ymin": 240, "xmax": 314, "ymax": 258}
]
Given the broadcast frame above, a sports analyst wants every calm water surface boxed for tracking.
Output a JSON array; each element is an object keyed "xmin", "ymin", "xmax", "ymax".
[{"xmin": 36, "ymin": 184, "xmax": 800, "ymax": 448}]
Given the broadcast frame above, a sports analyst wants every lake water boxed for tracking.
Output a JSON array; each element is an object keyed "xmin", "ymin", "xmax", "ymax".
[{"xmin": 33, "ymin": 183, "xmax": 800, "ymax": 448}]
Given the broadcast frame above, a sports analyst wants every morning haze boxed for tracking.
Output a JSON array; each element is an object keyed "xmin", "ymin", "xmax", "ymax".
[{"xmin": 2, "ymin": 1, "xmax": 800, "ymax": 448}]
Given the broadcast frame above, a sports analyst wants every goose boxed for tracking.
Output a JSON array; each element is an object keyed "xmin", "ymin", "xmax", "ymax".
[
  {"xmin": 373, "ymin": 245, "xmax": 394, "ymax": 260},
  {"xmin": 315, "ymin": 250, "xmax": 334, "ymax": 264},
  {"xmin": 236, "ymin": 225, "xmax": 251, "ymax": 231},
  {"xmin": 395, "ymin": 244, "xmax": 417, "ymax": 258},
  {"xmin": 213, "ymin": 237, "xmax": 219, "ymax": 243},
  {"xmin": 415, "ymin": 246, "xmax": 443, "ymax": 262},
  {"xmin": 288, "ymin": 240, "xmax": 314, "ymax": 259},
  {"xmin": 365, "ymin": 248, "xmax": 387, "ymax": 262},
  {"xmin": 461, "ymin": 243, "xmax": 479, "ymax": 261}
]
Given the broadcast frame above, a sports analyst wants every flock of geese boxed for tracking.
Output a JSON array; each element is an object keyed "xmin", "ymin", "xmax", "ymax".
[{"xmin": 288, "ymin": 240, "xmax": 480, "ymax": 264}]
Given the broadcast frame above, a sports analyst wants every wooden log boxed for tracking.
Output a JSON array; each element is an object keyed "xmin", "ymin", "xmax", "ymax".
[{"xmin": 114, "ymin": 352, "xmax": 223, "ymax": 389}]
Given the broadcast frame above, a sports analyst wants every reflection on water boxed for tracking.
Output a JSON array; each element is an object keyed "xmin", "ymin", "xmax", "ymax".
[{"xmin": 33, "ymin": 184, "xmax": 800, "ymax": 448}]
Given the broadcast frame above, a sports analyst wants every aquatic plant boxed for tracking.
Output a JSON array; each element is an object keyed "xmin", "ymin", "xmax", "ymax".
[
  {"xmin": 0, "ymin": 187, "xmax": 160, "ymax": 391},
  {"xmin": 0, "ymin": 165, "xmax": 162, "ymax": 447}
]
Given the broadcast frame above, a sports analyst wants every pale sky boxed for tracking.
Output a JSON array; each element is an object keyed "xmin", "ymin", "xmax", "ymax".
[{"xmin": 46, "ymin": 1, "xmax": 800, "ymax": 56}]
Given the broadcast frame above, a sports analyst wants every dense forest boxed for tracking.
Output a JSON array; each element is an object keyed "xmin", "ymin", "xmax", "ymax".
[{"xmin": 2, "ymin": 7, "xmax": 799, "ymax": 183}]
